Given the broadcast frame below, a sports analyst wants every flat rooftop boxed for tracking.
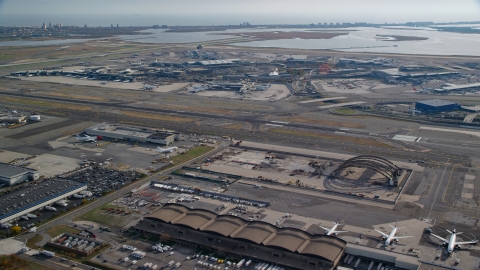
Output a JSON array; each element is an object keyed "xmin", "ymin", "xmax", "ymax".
[
  {"xmin": 416, "ymin": 99, "xmax": 457, "ymax": 107},
  {"xmin": 87, "ymin": 123, "xmax": 176, "ymax": 139},
  {"xmin": 0, "ymin": 163, "xmax": 37, "ymax": 177},
  {"xmin": 0, "ymin": 179, "xmax": 85, "ymax": 221}
]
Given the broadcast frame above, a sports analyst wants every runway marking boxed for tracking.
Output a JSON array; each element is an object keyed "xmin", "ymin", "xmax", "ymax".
[
  {"xmin": 428, "ymin": 159, "xmax": 450, "ymax": 218},
  {"xmin": 392, "ymin": 135, "xmax": 417, "ymax": 142},
  {"xmin": 265, "ymin": 124, "xmax": 283, "ymax": 127},
  {"xmin": 420, "ymin": 126, "xmax": 480, "ymax": 137},
  {"xmin": 270, "ymin": 121, "xmax": 290, "ymax": 124}
]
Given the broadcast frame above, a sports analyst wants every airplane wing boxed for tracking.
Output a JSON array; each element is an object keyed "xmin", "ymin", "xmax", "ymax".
[
  {"xmin": 333, "ymin": 230, "xmax": 348, "ymax": 234},
  {"xmin": 430, "ymin": 233, "xmax": 449, "ymax": 243},
  {"xmin": 455, "ymin": 240, "xmax": 478, "ymax": 246},
  {"xmin": 392, "ymin": 236, "xmax": 413, "ymax": 240},
  {"xmin": 319, "ymin": 226, "xmax": 331, "ymax": 231},
  {"xmin": 374, "ymin": 228, "xmax": 389, "ymax": 238}
]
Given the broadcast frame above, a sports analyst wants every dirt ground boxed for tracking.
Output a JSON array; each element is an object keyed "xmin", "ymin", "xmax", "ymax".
[
  {"xmin": 12, "ymin": 76, "xmax": 187, "ymax": 92},
  {"xmin": 195, "ymin": 84, "xmax": 290, "ymax": 101}
]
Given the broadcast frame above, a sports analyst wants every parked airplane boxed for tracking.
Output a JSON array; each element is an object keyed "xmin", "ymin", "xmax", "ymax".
[
  {"xmin": 142, "ymin": 85, "xmax": 157, "ymax": 90},
  {"xmin": 76, "ymin": 135, "xmax": 103, "ymax": 143},
  {"xmin": 157, "ymin": 146, "xmax": 178, "ymax": 153},
  {"xmin": 128, "ymin": 61, "xmax": 144, "ymax": 66},
  {"xmin": 319, "ymin": 221, "xmax": 348, "ymax": 236},
  {"xmin": 412, "ymin": 86, "xmax": 430, "ymax": 94},
  {"xmin": 430, "ymin": 226, "xmax": 478, "ymax": 254},
  {"xmin": 408, "ymin": 106, "xmax": 422, "ymax": 114},
  {"xmin": 374, "ymin": 222, "xmax": 412, "ymax": 246}
]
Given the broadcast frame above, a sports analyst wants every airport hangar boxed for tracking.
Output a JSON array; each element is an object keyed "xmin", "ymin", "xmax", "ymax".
[
  {"xmin": 0, "ymin": 163, "xmax": 40, "ymax": 186},
  {"xmin": 84, "ymin": 123, "xmax": 179, "ymax": 146},
  {"xmin": 415, "ymin": 99, "xmax": 460, "ymax": 113},
  {"xmin": 0, "ymin": 179, "xmax": 86, "ymax": 225},
  {"xmin": 136, "ymin": 204, "xmax": 418, "ymax": 270}
]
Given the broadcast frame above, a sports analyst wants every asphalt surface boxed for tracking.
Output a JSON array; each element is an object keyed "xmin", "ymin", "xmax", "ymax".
[{"xmin": 15, "ymin": 142, "xmax": 227, "ymax": 242}]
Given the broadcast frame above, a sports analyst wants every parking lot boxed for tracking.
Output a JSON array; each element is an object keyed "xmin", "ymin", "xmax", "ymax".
[
  {"xmin": 93, "ymin": 230, "xmax": 292, "ymax": 270},
  {"xmin": 62, "ymin": 163, "xmax": 143, "ymax": 197}
]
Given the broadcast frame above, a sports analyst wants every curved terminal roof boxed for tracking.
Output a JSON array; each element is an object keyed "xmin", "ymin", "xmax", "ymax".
[{"xmin": 145, "ymin": 203, "xmax": 346, "ymax": 263}]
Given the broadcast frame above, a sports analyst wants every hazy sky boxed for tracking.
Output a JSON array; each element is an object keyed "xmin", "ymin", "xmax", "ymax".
[{"xmin": 1, "ymin": 0, "xmax": 480, "ymax": 24}]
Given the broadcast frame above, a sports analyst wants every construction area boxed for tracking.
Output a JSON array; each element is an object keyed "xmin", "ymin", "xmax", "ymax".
[{"xmin": 192, "ymin": 147, "xmax": 408, "ymax": 203}]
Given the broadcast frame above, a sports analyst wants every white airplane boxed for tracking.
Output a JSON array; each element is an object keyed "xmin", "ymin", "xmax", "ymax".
[
  {"xmin": 412, "ymin": 86, "xmax": 430, "ymax": 94},
  {"xmin": 319, "ymin": 221, "xmax": 348, "ymax": 236},
  {"xmin": 129, "ymin": 61, "xmax": 144, "ymax": 66},
  {"xmin": 408, "ymin": 106, "xmax": 422, "ymax": 114},
  {"xmin": 430, "ymin": 227, "xmax": 478, "ymax": 254},
  {"xmin": 143, "ymin": 85, "xmax": 157, "ymax": 90},
  {"xmin": 76, "ymin": 135, "xmax": 102, "ymax": 143},
  {"xmin": 374, "ymin": 222, "xmax": 412, "ymax": 246},
  {"xmin": 157, "ymin": 146, "xmax": 178, "ymax": 153}
]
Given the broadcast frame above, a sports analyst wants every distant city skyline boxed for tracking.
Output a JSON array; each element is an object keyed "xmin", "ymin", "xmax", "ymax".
[{"xmin": 1, "ymin": 0, "xmax": 480, "ymax": 26}]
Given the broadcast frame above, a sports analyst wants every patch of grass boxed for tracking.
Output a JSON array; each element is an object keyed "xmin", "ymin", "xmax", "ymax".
[
  {"xmin": 283, "ymin": 115, "xmax": 366, "ymax": 129},
  {"xmin": 162, "ymin": 240, "xmax": 176, "ymax": 246},
  {"xmin": 269, "ymin": 128, "xmax": 393, "ymax": 149},
  {"xmin": 223, "ymin": 124, "xmax": 244, "ymax": 130},
  {"xmin": 127, "ymin": 231, "xmax": 138, "ymax": 237},
  {"xmin": 45, "ymin": 225, "xmax": 81, "ymax": 238},
  {"xmin": 42, "ymin": 91, "xmax": 108, "ymax": 102},
  {"xmin": 148, "ymin": 235, "xmax": 160, "ymax": 242},
  {"xmin": 119, "ymin": 110, "xmax": 194, "ymax": 123},
  {"xmin": 0, "ymin": 96, "xmax": 91, "ymax": 111},
  {"xmin": 26, "ymin": 234, "xmax": 44, "ymax": 249},
  {"xmin": 139, "ymin": 234, "xmax": 150, "ymax": 240},
  {"xmin": 75, "ymin": 203, "xmax": 138, "ymax": 227},
  {"xmin": 0, "ymin": 254, "xmax": 53, "ymax": 270},
  {"xmin": 170, "ymin": 146, "xmax": 214, "ymax": 165},
  {"xmin": 333, "ymin": 107, "xmax": 357, "ymax": 115}
]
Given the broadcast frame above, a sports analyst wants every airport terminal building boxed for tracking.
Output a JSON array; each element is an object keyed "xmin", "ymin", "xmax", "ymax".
[
  {"xmin": 0, "ymin": 163, "xmax": 39, "ymax": 186},
  {"xmin": 84, "ymin": 123, "xmax": 178, "ymax": 146},
  {"xmin": 135, "ymin": 204, "xmax": 347, "ymax": 270},
  {"xmin": 415, "ymin": 99, "xmax": 460, "ymax": 113}
]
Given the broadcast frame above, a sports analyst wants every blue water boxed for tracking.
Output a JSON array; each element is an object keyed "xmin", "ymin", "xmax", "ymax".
[{"xmin": 2, "ymin": 22, "xmax": 480, "ymax": 56}]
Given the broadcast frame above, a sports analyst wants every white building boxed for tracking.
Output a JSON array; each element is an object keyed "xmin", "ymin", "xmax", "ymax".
[{"xmin": 0, "ymin": 163, "xmax": 39, "ymax": 186}]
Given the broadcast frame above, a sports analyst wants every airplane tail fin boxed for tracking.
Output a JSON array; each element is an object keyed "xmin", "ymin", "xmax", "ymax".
[
  {"xmin": 456, "ymin": 232, "xmax": 463, "ymax": 235},
  {"xmin": 447, "ymin": 229, "xmax": 453, "ymax": 234}
]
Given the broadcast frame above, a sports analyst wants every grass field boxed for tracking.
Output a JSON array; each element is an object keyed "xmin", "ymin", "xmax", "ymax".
[
  {"xmin": 75, "ymin": 203, "xmax": 139, "ymax": 227},
  {"xmin": 43, "ymin": 91, "xmax": 108, "ymax": 102},
  {"xmin": 45, "ymin": 225, "xmax": 81, "ymax": 238},
  {"xmin": 333, "ymin": 107, "xmax": 358, "ymax": 115},
  {"xmin": 223, "ymin": 124, "xmax": 245, "ymax": 130},
  {"xmin": 269, "ymin": 128, "xmax": 393, "ymax": 149},
  {"xmin": 170, "ymin": 146, "xmax": 214, "ymax": 165},
  {"xmin": 0, "ymin": 254, "xmax": 53, "ymax": 270},
  {"xmin": 0, "ymin": 96, "xmax": 91, "ymax": 111},
  {"xmin": 26, "ymin": 234, "xmax": 44, "ymax": 249},
  {"xmin": 283, "ymin": 115, "xmax": 366, "ymax": 129},
  {"xmin": 119, "ymin": 110, "xmax": 194, "ymax": 123}
]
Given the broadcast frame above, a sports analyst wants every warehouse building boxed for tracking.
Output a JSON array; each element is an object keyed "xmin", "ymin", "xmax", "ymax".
[
  {"xmin": 136, "ymin": 204, "xmax": 347, "ymax": 270},
  {"xmin": 0, "ymin": 163, "xmax": 39, "ymax": 186},
  {"xmin": 415, "ymin": 99, "xmax": 460, "ymax": 113},
  {"xmin": 84, "ymin": 123, "xmax": 178, "ymax": 146},
  {"xmin": 0, "ymin": 179, "xmax": 87, "ymax": 224}
]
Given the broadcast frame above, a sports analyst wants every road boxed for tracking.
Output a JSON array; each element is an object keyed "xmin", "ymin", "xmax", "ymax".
[
  {"xmin": 0, "ymin": 91, "xmax": 471, "ymax": 167},
  {"xmin": 15, "ymin": 141, "xmax": 229, "ymax": 243}
]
